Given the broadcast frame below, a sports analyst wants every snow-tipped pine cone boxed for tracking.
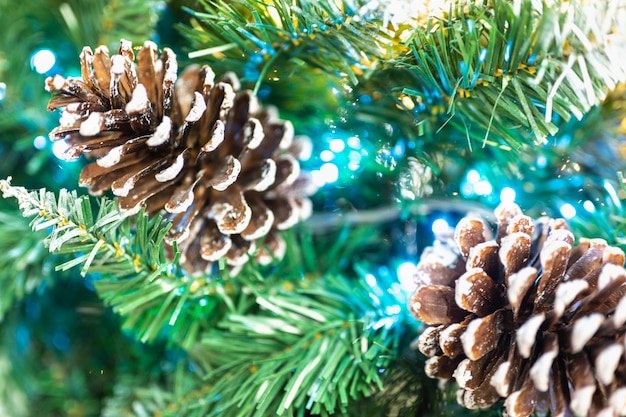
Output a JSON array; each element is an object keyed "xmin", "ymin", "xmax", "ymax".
[
  {"xmin": 411, "ymin": 202, "xmax": 626, "ymax": 416},
  {"xmin": 45, "ymin": 39, "xmax": 315, "ymax": 274}
]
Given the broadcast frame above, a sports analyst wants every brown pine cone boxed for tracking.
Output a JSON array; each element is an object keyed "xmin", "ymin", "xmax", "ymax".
[
  {"xmin": 411, "ymin": 202, "xmax": 626, "ymax": 416},
  {"xmin": 45, "ymin": 39, "xmax": 314, "ymax": 274}
]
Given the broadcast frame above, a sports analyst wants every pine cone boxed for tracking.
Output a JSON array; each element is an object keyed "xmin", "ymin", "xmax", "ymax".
[
  {"xmin": 45, "ymin": 39, "xmax": 314, "ymax": 274},
  {"xmin": 411, "ymin": 202, "xmax": 626, "ymax": 417}
]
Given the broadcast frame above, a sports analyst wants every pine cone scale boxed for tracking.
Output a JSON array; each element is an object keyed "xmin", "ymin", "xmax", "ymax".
[
  {"xmin": 411, "ymin": 202, "xmax": 626, "ymax": 416},
  {"xmin": 47, "ymin": 39, "xmax": 315, "ymax": 274}
]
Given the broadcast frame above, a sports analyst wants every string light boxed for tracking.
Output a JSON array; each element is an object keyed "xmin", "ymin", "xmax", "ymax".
[
  {"xmin": 33, "ymin": 135, "xmax": 47, "ymax": 150},
  {"xmin": 319, "ymin": 163, "xmax": 339, "ymax": 183},
  {"xmin": 329, "ymin": 138, "xmax": 345, "ymax": 153},
  {"xmin": 30, "ymin": 49, "xmax": 56, "ymax": 74},
  {"xmin": 431, "ymin": 218, "xmax": 450, "ymax": 235},
  {"xmin": 347, "ymin": 136, "xmax": 361, "ymax": 148},
  {"xmin": 320, "ymin": 150, "xmax": 334, "ymax": 162},
  {"xmin": 396, "ymin": 262, "xmax": 417, "ymax": 292},
  {"xmin": 583, "ymin": 200, "xmax": 595, "ymax": 213},
  {"xmin": 536, "ymin": 155, "xmax": 547, "ymax": 168},
  {"xmin": 559, "ymin": 203, "xmax": 577, "ymax": 219},
  {"xmin": 466, "ymin": 169, "xmax": 481, "ymax": 184},
  {"xmin": 474, "ymin": 180, "xmax": 493, "ymax": 196},
  {"xmin": 52, "ymin": 140, "xmax": 70, "ymax": 160},
  {"xmin": 500, "ymin": 187, "xmax": 516, "ymax": 203},
  {"xmin": 365, "ymin": 273, "xmax": 377, "ymax": 288}
]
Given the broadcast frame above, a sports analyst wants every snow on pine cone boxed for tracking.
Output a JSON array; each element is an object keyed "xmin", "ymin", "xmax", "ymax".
[
  {"xmin": 45, "ymin": 39, "xmax": 314, "ymax": 274},
  {"xmin": 410, "ymin": 202, "xmax": 626, "ymax": 417}
]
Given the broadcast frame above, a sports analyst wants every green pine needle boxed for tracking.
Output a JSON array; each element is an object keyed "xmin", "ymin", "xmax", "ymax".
[
  {"xmin": 166, "ymin": 268, "xmax": 412, "ymax": 417},
  {"xmin": 181, "ymin": 0, "xmax": 391, "ymax": 88},
  {"xmin": 58, "ymin": 0, "xmax": 162, "ymax": 50},
  {"xmin": 394, "ymin": 0, "xmax": 626, "ymax": 149},
  {"xmin": 0, "ymin": 204, "xmax": 51, "ymax": 320},
  {"xmin": 0, "ymin": 179, "xmax": 228, "ymax": 348}
]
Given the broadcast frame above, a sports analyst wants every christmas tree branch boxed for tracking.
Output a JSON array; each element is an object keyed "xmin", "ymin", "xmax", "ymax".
[
  {"xmin": 57, "ymin": 0, "xmax": 162, "ymax": 49},
  {"xmin": 0, "ymin": 179, "xmax": 227, "ymax": 348},
  {"xmin": 181, "ymin": 0, "xmax": 391, "ymax": 88},
  {"xmin": 0, "ymin": 205, "xmax": 51, "ymax": 320},
  {"xmin": 394, "ymin": 0, "xmax": 626, "ymax": 149},
  {"xmin": 167, "ymin": 268, "xmax": 412, "ymax": 417}
]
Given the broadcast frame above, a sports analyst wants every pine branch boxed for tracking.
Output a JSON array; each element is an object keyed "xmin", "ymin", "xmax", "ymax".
[
  {"xmin": 0, "ymin": 345, "xmax": 28, "ymax": 417},
  {"xmin": 0, "ymin": 179, "xmax": 228, "ymax": 348},
  {"xmin": 57, "ymin": 0, "xmax": 162, "ymax": 50},
  {"xmin": 393, "ymin": 0, "xmax": 626, "ymax": 149},
  {"xmin": 166, "ymin": 267, "xmax": 413, "ymax": 417},
  {"xmin": 0, "ymin": 204, "xmax": 51, "ymax": 320},
  {"xmin": 181, "ymin": 0, "xmax": 391, "ymax": 88}
]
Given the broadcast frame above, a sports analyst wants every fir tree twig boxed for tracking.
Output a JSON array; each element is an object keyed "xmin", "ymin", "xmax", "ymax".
[
  {"xmin": 166, "ymin": 267, "xmax": 413, "ymax": 417},
  {"xmin": 0, "ymin": 179, "xmax": 227, "ymax": 348},
  {"xmin": 181, "ymin": 0, "xmax": 391, "ymax": 89},
  {"xmin": 394, "ymin": 0, "xmax": 626, "ymax": 149},
  {"xmin": 0, "ymin": 205, "xmax": 51, "ymax": 320}
]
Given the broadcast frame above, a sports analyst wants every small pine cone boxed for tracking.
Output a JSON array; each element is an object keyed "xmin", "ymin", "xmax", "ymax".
[
  {"xmin": 45, "ymin": 39, "xmax": 314, "ymax": 274},
  {"xmin": 411, "ymin": 202, "xmax": 626, "ymax": 417}
]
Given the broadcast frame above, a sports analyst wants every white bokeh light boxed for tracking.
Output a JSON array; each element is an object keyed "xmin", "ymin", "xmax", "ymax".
[
  {"xmin": 329, "ymin": 138, "xmax": 345, "ymax": 153},
  {"xmin": 466, "ymin": 169, "xmax": 480, "ymax": 184},
  {"xmin": 52, "ymin": 140, "xmax": 70, "ymax": 160},
  {"xmin": 319, "ymin": 163, "xmax": 339, "ymax": 183},
  {"xmin": 500, "ymin": 187, "xmax": 516, "ymax": 203},
  {"xmin": 31, "ymin": 49, "xmax": 56, "ymax": 74},
  {"xmin": 365, "ymin": 273, "xmax": 377, "ymax": 288},
  {"xmin": 560, "ymin": 203, "xmax": 577, "ymax": 219},
  {"xmin": 347, "ymin": 136, "xmax": 361, "ymax": 149},
  {"xmin": 583, "ymin": 200, "xmax": 595, "ymax": 213},
  {"xmin": 311, "ymin": 170, "xmax": 326, "ymax": 187},
  {"xmin": 320, "ymin": 150, "xmax": 334, "ymax": 162},
  {"xmin": 397, "ymin": 262, "xmax": 417, "ymax": 292},
  {"xmin": 33, "ymin": 135, "xmax": 47, "ymax": 150},
  {"xmin": 431, "ymin": 218, "xmax": 450, "ymax": 235},
  {"xmin": 474, "ymin": 180, "xmax": 493, "ymax": 196}
]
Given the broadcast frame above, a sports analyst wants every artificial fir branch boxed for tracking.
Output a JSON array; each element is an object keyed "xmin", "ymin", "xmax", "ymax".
[
  {"xmin": 181, "ymin": 0, "xmax": 390, "ymax": 88},
  {"xmin": 0, "ymin": 205, "xmax": 51, "ymax": 320},
  {"xmin": 165, "ymin": 269, "xmax": 412, "ymax": 417},
  {"xmin": 0, "ymin": 179, "xmax": 227, "ymax": 348},
  {"xmin": 57, "ymin": 0, "xmax": 162, "ymax": 50},
  {"xmin": 394, "ymin": 0, "xmax": 626, "ymax": 149}
]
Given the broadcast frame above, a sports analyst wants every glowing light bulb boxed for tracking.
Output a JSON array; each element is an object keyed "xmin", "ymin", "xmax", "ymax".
[
  {"xmin": 474, "ymin": 180, "xmax": 493, "ymax": 196},
  {"xmin": 365, "ymin": 273, "xmax": 377, "ymax": 288},
  {"xmin": 583, "ymin": 200, "xmax": 595, "ymax": 213},
  {"xmin": 33, "ymin": 135, "xmax": 47, "ymax": 150},
  {"xmin": 431, "ymin": 218, "xmax": 450, "ymax": 235},
  {"xmin": 52, "ymin": 140, "xmax": 70, "ymax": 160},
  {"xmin": 320, "ymin": 150, "xmax": 334, "ymax": 162},
  {"xmin": 329, "ymin": 138, "xmax": 345, "ymax": 153},
  {"xmin": 319, "ymin": 163, "xmax": 339, "ymax": 183},
  {"xmin": 347, "ymin": 136, "xmax": 361, "ymax": 149},
  {"xmin": 500, "ymin": 187, "xmax": 516, "ymax": 203},
  {"xmin": 466, "ymin": 169, "xmax": 480, "ymax": 184},
  {"xmin": 397, "ymin": 262, "xmax": 417, "ymax": 292},
  {"xmin": 31, "ymin": 49, "xmax": 56, "ymax": 74},
  {"xmin": 559, "ymin": 203, "xmax": 576, "ymax": 219},
  {"xmin": 311, "ymin": 170, "xmax": 326, "ymax": 187}
]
